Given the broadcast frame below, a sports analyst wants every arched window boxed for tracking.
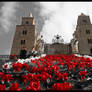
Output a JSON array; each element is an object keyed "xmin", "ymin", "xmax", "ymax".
[
  {"xmin": 90, "ymin": 48, "xmax": 92, "ymax": 55},
  {"xmin": 86, "ymin": 30, "xmax": 90, "ymax": 34},
  {"xmin": 83, "ymin": 19, "xmax": 87, "ymax": 23},
  {"xmin": 88, "ymin": 39, "xmax": 92, "ymax": 44},
  {"xmin": 26, "ymin": 21, "xmax": 29, "ymax": 24},
  {"xmin": 22, "ymin": 30, "xmax": 27, "ymax": 35},
  {"xmin": 21, "ymin": 40, "xmax": 25, "ymax": 45}
]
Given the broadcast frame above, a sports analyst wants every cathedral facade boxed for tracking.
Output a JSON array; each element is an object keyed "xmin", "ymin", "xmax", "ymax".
[{"xmin": 10, "ymin": 13, "xmax": 92, "ymax": 56}]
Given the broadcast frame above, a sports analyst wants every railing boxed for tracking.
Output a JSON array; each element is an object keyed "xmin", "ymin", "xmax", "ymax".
[
  {"xmin": 0, "ymin": 55, "xmax": 10, "ymax": 58},
  {"xmin": 0, "ymin": 55, "xmax": 11, "ymax": 69}
]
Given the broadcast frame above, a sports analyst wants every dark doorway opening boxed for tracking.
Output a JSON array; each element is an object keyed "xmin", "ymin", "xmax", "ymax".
[
  {"xmin": 19, "ymin": 47, "xmax": 27, "ymax": 59},
  {"xmin": 90, "ymin": 48, "xmax": 92, "ymax": 55}
]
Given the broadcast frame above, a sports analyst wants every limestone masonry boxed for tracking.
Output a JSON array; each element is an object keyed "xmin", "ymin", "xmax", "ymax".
[
  {"xmin": 10, "ymin": 13, "xmax": 37, "ymax": 55},
  {"xmin": 10, "ymin": 13, "xmax": 92, "ymax": 56},
  {"xmin": 71, "ymin": 13, "xmax": 92, "ymax": 55}
]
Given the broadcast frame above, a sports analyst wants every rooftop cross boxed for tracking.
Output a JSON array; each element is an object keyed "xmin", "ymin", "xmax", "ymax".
[{"xmin": 52, "ymin": 34, "xmax": 64, "ymax": 44}]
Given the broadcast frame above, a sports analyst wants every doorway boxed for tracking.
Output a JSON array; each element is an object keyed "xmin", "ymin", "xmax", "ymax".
[{"xmin": 90, "ymin": 48, "xmax": 92, "ymax": 55}]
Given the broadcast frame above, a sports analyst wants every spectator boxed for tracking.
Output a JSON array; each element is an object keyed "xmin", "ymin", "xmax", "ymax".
[{"xmin": 27, "ymin": 47, "xmax": 38, "ymax": 58}]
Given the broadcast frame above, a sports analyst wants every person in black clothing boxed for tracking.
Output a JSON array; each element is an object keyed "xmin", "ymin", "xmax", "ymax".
[
  {"xmin": 31, "ymin": 47, "xmax": 38, "ymax": 57},
  {"xmin": 19, "ymin": 47, "xmax": 27, "ymax": 59},
  {"xmin": 27, "ymin": 47, "xmax": 38, "ymax": 58}
]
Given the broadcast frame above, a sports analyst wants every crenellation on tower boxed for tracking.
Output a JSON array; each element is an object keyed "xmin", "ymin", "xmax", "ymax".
[
  {"xmin": 21, "ymin": 17, "xmax": 34, "ymax": 25},
  {"xmin": 77, "ymin": 13, "xmax": 91, "ymax": 27}
]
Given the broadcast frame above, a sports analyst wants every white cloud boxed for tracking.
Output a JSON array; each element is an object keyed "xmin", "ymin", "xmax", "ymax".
[
  {"xmin": 3, "ymin": 48, "xmax": 10, "ymax": 55},
  {"xmin": 0, "ymin": 2, "xmax": 19, "ymax": 33},
  {"xmin": 39, "ymin": 2, "xmax": 92, "ymax": 43}
]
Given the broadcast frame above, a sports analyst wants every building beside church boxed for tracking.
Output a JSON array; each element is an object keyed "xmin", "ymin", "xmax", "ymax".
[
  {"xmin": 71, "ymin": 13, "xmax": 92, "ymax": 56},
  {"xmin": 10, "ymin": 13, "xmax": 37, "ymax": 56}
]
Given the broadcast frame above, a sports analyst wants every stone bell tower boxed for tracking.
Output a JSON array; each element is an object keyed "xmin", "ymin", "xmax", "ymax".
[
  {"xmin": 71, "ymin": 13, "xmax": 92, "ymax": 55},
  {"xmin": 10, "ymin": 13, "xmax": 37, "ymax": 56}
]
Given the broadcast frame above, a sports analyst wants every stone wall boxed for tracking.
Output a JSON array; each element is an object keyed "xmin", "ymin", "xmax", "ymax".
[{"xmin": 44, "ymin": 43, "xmax": 72, "ymax": 55}]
